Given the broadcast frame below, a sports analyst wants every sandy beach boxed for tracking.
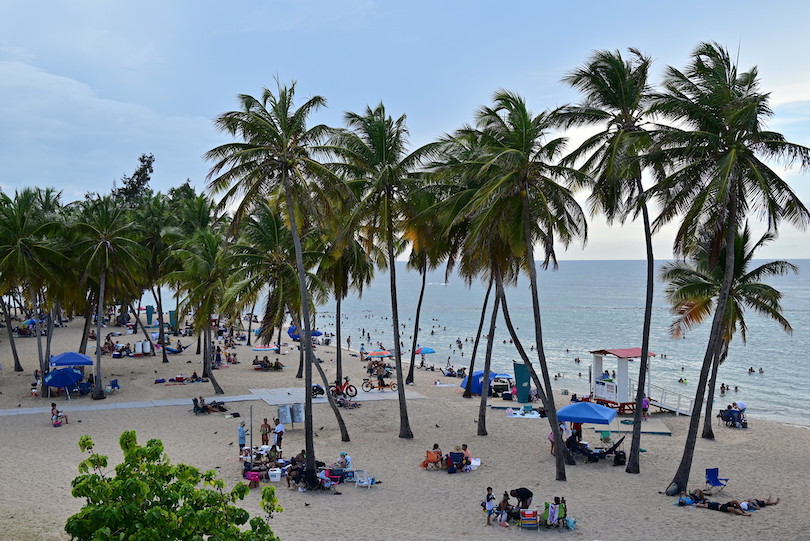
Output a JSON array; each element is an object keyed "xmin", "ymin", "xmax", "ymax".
[{"xmin": 0, "ymin": 318, "xmax": 806, "ymax": 541}]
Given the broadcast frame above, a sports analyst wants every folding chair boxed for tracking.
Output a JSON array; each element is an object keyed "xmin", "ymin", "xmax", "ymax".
[
  {"xmin": 109, "ymin": 379, "xmax": 121, "ymax": 393},
  {"xmin": 354, "ymin": 469, "xmax": 374, "ymax": 488},
  {"xmin": 599, "ymin": 430, "xmax": 613, "ymax": 446},
  {"xmin": 519, "ymin": 509, "xmax": 540, "ymax": 530},
  {"xmin": 705, "ymin": 468, "xmax": 729, "ymax": 495},
  {"xmin": 421, "ymin": 450, "xmax": 442, "ymax": 470}
]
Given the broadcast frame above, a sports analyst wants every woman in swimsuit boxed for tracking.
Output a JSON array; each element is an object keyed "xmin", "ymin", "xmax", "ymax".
[{"xmin": 696, "ymin": 500, "xmax": 751, "ymax": 516}]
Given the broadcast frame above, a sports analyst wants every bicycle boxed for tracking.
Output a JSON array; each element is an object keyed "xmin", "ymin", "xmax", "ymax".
[
  {"xmin": 361, "ymin": 378, "xmax": 398, "ymax": 392},
  {"xmin": 329, "ymin": 376, "xmax": 358, "ymax": 398}
]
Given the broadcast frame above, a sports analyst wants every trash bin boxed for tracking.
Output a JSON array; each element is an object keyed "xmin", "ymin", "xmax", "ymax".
[
  {"xmin": 277, "ymin": 404, "xmax": 292, "ymax": 425},
  {"xmin": 291, "ymin": 403, "xmax": 305, "ymax": 423}
]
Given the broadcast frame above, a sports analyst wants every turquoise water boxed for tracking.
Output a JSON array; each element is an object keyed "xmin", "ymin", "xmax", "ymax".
[{"xmin": 317, "ymin": 260, "xmax": 810, "ymax": 427}]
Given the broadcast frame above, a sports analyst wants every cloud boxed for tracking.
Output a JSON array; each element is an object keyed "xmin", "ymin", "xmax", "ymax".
[{"xmin": 0, "ymin": 61, "xmax": 219, "ymax": 200}]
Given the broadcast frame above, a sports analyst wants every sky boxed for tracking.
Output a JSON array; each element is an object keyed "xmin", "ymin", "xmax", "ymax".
[{"xmin": 1, "ymin": 0, "xmax": 809, "ymax": 260}]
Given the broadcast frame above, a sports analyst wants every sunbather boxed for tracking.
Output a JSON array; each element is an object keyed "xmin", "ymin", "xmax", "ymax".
[
  {"xmin": 741, "ymin": 497, "xmax": 780, "ymax": 510},
  {"xmin": 696, "ymin": 500, "xmax": 751, "ymax": 516},
  {"xmin": 678, "ymin": 488, "xmax": 708, "ymax": 505}
]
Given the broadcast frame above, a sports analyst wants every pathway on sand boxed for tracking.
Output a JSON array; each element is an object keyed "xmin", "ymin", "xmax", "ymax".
[{"xmin": 0, "ymin": 387, "xmax": 426, "ymax": 417}]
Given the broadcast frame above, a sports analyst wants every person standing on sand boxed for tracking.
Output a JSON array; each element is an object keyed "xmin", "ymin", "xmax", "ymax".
[
  {"xmin": 273, "ymin": 418, "xmax": 285, "ymax": 449},
  {"xmin": 484, "ymin": 487, "xmax": 496, "ymax": 526},
  {"xmin": 347, "ymin": 336, "xmax": 351, "ymax": 351},
  {"xmin": 260, "ymin": 418, "xmax": 271, "ymax": 446},
  {"xmin": 238, "ymin": 421, "xmax": 248, "ymax": 451}
]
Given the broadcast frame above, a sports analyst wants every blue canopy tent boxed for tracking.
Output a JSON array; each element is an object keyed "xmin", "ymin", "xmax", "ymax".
[
  {"xmin": 459, "ymin": 370, "xmax": 512, "ymax": 396},
  {"xmin": 556, "ymin": 401, "xmax": 617, "ymax": 425},
  {"xmin": 50, "ymin": 352, "xmax": 93, "ymax": 367}
]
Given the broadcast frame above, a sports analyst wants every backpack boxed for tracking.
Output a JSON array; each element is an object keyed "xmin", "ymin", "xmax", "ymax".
[{"xmin": 613, "ymin": 450, "xmax": 626, "ymax": 466}]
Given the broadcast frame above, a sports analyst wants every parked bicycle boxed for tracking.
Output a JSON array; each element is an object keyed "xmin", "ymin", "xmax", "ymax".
[
  {"xmin": 329, "ymin": 376, "xmax": 358, "ymax": 398},
  {"xmin": 361, "ymin": 378, "xmax": 398, "ymax": 392}
]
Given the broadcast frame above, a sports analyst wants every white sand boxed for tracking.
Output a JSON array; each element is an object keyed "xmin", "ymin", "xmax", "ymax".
[{"xmin": 0, "ymin": 318, "xmax": 806, "ymax": 541}]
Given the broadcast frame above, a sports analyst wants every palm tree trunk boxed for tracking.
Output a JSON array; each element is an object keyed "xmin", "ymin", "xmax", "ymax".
[
  {"xmin": 702, "ymin": 343, "xmax": 727, "ymax": 439},
  {"xmin": 520, "ymin": 190, "xmax": 566, "ymax": 481},
  {"xmin": 626, "ymin": 181, "xmax": 655, "ymax": 474},
  {"xmin": 92, "ymin": 272, "xmax": 107, "ymax": 400},
  {"xmin": 44, "ymin": 306, "xmax": 55, "ymax": 363},
  {"xmin": 246, "ymin": 301, "xmax": 256, "ymax": 346},
  {"xmin": 477, "ymin": 289, "xmax": 501, "ymax": 436},
  {"xmin": 296, "ymin": 348, "xmax": 304, "ymax": 379},
  {"xmin": 203, "ymin": 325, "xmax": 224, "ymax": 394},
  {"xmin": 153, "ymin": 287, "xmax": 169, "ymax": 363},
  {"xmin": 282, "ymin": 172, "xmax": 317, "ymax": 476},
  {"xmin": 2, "ymin": 296, "xmax": 23, "ymax": 371},
  {"xmin": 667, "ymin": 192, "xmax": 738, "ymax": 495},
  {"xmin": 127, "ymin": 303, "xmax": 156, "ymax": 352},
  {"xmin": 79, "ymin": 297, "xmax": 93, "ymax": 354},
  {"xmin": 196, "ymin": 333, "xmax": 201, "ymax": 355},
  {"xmin": 335, "ymin": 296, "xmax": 343, "ymax": 385},
  {"xmin": 406, "ymin": 258, "xmax": 427, "ymax": 385},
  {"xmin": 30, "ymin": 285, "xmax": 48, "ymax": 397},
  {"xmin": 464, "ymin": 278, "xmax": 492, "ymax": 398},
  {"xmin": 386, "ymin": 212, "xmax": 413, "ymax": 439}
]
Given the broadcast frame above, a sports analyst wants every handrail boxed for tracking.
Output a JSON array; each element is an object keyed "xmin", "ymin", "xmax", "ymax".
[{"xmin": 629, "ymin": 379, "xmax": 695, "ymax": 416}]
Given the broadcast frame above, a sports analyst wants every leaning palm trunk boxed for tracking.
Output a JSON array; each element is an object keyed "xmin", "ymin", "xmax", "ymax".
[
  {"xmin": 335, "ymin": 296, "xmax": 343, "ymax": 384},
  {"xmin": 667, "ymin": 194, "xmax": 739, "ymax": 494},
  {"xmin": 203, "ymin": 325, "xmax": 224, "ymax": 394},
  {"xmin": 626, "ymin": 181, "xmax": 655, "ymax": 474},
  {"xmin": 31, "ymin": 285, "xmax": 48, "ymax": 397},
  {"xmin": 79, "ymin": 298, "xmax": 93, "ymax": 354},
  {"xmin": 477, "ymin": 291, "xmax": 501, "ymax": 436},
  {"xmin": 292, "ymin": 313, "xmax": 350, "ymax": 442},
  {"xmin": 153, "ymin": 286, "xmax": 169, "ymax": 363},
  {"xmin": 464, "ymin": 279, "xmax": 492, "ymax": 398},
  {"xmin": 386, "ymin": 213, "xmax": 413, "ymax": 439},
  {"xmin": 495, "ymin": 272, "xmax": 565, "ymax": 480},
  {"xmin": 92, "ymin": 272, "xmax": 106, "ymax": 400},
  {"xmin": 2, "ymin": 296, "xmax": 23, "ymax": 371},
  {"xmin": 702, "ymin": 343, "xmax": 727, "ymax": 439},
  {"xmin": 520, "ymin": 193, "xmax": 566, "ymax": 481},
  {"xmin": 246, "ymin": 301, "xmax": 256, "ymax": 346},
  {"xmin": 406, "ymin": 258, "xmax": 427, "ymax": 384},
  {"xmin": 283, "ymin": 175, "xmax": 317, "ymax": 477},
  {"xmin": 44, "ymin": 306, "xmax": 55, "ymax": 364}
]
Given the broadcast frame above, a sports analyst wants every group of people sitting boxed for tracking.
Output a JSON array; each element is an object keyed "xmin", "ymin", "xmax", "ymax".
[
  {"xmin": 442, "ymin": 365, "xmax": 466, "ymax": 378},
  {"xmin": 679, "ymin": 488, "xmax": 779, "ymax": 515},
  {"xmin": 420, "ymin": 443, "xmax": 473, "ymax": 472},
  {"xmin": 718, "ymin": 402, "xmax": 748, "ymax": 428},
  {"xmin": 193, "ymin": 396, "xmax": 226, "ymax": 413},
  {"xmin": 282, "ymin": 450, "xmax": 348, "ymax": 494},
  {"xmin": 484, "ymin": 487, "xmax": 567, "ymax": 529},
  {"xmin": 252, "ymin": 356, "xmax": 285, "ymax": 371}
]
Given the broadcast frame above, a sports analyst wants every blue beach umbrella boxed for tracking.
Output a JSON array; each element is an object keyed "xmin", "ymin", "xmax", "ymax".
[
  {"xmin": 44, "ymin": 368, "xmax": 83, "ymax": 399},
  {"xmin": 415, "ymin": 346, "xmax": 435, "ymax": 355}
]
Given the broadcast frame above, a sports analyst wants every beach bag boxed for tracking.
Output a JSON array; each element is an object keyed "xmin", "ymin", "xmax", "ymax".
[
  {"xmin": 565, "ymin": 517, "xmax": 576, "ymax": 530},
  {"xmin": 613, "ymin": 451, "xmax": 626, "ymax": 466},
  {"xmin": 447, "ymin": 465, "xmax": 457, "ymax": 474},
  {"xmin": 502, "ymin": 392, "xmax": 513, "ymax": 401}
]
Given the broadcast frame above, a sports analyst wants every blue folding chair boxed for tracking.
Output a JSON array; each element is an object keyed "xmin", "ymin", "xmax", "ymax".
[
  {"xmin": 705, "ymin": 468, "xmax": 729, "ymax": 494},
  {"xmin": 108, "ymin": 379, "xmax": 121, "ymax": 394}
]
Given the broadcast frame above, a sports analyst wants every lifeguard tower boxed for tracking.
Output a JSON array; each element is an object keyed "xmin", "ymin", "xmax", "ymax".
[{"xmin": 588, "ymin": 348, "xmax": 655, "ymax": 414}]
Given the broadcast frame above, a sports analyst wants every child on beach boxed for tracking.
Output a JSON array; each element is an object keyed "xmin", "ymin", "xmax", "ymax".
[
  {"xmin": 484, "ymin": 487, "xmax": 496, "ymax": 525},
  {"xmin": 497, "ymin": 492, "xmax": 512, "ymax": 526}
]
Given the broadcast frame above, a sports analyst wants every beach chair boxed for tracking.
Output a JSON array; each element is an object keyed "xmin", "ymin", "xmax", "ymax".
[
  {"xmin": 599, "ymin": 430, "xmax": 613, "ymax": 446},
  {"xmin": 354, "ymin": 469, "xmax": 374, "ymax": 489},
  {"xmin": 541, "ymin": 501, "xmax": 566, "ymax": 530},
  {"xmin": 705, "ymin": 468, "xmax": 729, "ymax": 495},
  {"xmin": 519, "ymin": 509, "xmax": 540, "ymax": 530},
  {"xmin": 77, "ymin": 382, "xmax": 92, "ymax": 396},
  {"xmin": 447, "ymin": 452, "xmax": 466, "ymax": 470},
  {"xmin": 421, "ymin": 450, "xmax": 442, "ymax": 470},
  {"xmin": 107, "ymin": 379, "xmax": 120, "ymax": 394}
]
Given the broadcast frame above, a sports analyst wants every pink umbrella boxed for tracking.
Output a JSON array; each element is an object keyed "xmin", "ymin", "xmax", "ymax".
[{"xmin": 367, "ymin": 350, "xmax": 392, "ymax": 357}]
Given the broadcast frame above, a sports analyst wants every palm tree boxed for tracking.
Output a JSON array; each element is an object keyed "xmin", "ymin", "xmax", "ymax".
[
  {"xmin": 75, "ymin": 196, "xmax": 143, "ymax": 399},
  {"xmin": 170, "ymin": 228, "xmax": 229, "ymax": 395},
  {"xmin": 661, "ymin": 225, "xmax": 795, "ymax": 438},
  {"xmin": 651, "ymin": 42, "xmax": 810, "ymax": 493},
  {"xmin": 327, "ymin": 103, "xmax": 437, "ymax": 439},
  {"xmin": 459, "ymin": 91, "xmax": 587, "ymax": 480},
  {"xmin": 560, "ymin": 48, "xmax": 656, "ymax": 474},
  {"xmin": 206, "ymin": 82, "xmax": 330, "ymax": 476},
  {"xmin": 0, "ymin": 189, "xmax": 63, "ymax": 380}
]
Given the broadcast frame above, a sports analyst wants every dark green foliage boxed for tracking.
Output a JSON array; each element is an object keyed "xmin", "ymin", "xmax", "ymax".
[{"xmin": 66, "ymin": 431, "xmax": 282, "ymax": 540}]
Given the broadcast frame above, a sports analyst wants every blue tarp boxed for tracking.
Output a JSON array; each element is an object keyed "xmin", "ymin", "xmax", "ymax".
[
  {"xmin": 459, "ymin": 370, "xmax": 512, "ymax": 396},
  {"xmin": 556, "ymin": 402, "xmax": 617, "ymax": 425},
  {"xmin": 287, "ymin": 326, "xmax": 323, "ymax": 341},
  {"xmin": 50, "ymin": 352, "xmax": 93, "ymax": 367}
]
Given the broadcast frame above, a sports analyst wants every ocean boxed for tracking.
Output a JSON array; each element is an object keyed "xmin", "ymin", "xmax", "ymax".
[{"xmin": 315, "ymin": 260, "xmax": 810, "ymax": 428}]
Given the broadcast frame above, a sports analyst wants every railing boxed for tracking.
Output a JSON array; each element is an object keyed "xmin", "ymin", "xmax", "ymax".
[{"xmin": 629, "ymin": 379, "xmax": 695, "ymax": 416}]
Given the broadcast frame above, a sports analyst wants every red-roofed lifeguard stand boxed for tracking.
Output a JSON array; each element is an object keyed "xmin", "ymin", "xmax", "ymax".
[{"xmin": 588, "ymin": 348, "xmax": 656, "ymax": 414}]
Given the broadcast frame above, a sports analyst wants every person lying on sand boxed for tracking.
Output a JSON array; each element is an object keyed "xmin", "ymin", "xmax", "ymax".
[
  {"xmin": 696, "ymin": 500, "xmax": 751, "ymax": 516},
  {"xmin": 741, "ymin": 497, "xmax": 780, "ymax": 510}
]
